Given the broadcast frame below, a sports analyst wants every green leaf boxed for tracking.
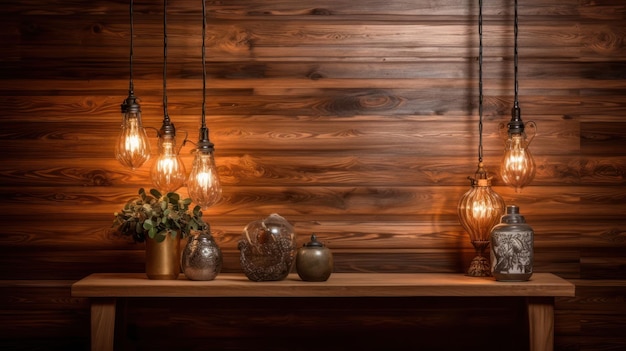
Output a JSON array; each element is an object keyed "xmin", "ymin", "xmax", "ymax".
[
  {"xmin": 150, "ymin": 188, "xmax": 161, "ymax": 199},
  {"xmin": 190, "ymin": 221, "xmax": 199, "ymax": 231},
  {"xmin": 148, "ymin": 226, "xmax": 157, "ymax": 239},
  {"xmin": 193, "ymin": 205, "xmax": 202, "ymax": 217},
  {"xmin": 138, "ymin": 188, "xmax": 147, "ymax": 201},
  {"xmin": 155, "ymin": 232, "xmax": 166, "ymax": 243},
  {"xmin": 168, "ymin": 192, "xmax": 180, "ymax": 203}
]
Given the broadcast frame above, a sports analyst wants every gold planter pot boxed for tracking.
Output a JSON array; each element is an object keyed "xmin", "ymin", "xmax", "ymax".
[{"xmin": 145, "ymin": 234, "xmax": 181, "ymax": 280}]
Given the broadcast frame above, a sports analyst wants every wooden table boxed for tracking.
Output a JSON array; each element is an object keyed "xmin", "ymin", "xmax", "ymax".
[{"xmin": 72, "ymin": 272, "xmax": 575, "ymax": 351}]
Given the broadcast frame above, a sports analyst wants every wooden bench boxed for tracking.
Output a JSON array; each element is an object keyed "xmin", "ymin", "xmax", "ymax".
[{"xmin": 71, "ymin": 272, "xmax": 575, "ymax": 351}]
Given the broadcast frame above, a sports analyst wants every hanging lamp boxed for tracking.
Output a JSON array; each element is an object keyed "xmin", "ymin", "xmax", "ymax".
[
  {"xmin": 499, "ymin": 0, "xmax": 537, "ymax": 192},
  {"xmin": 115, "ymin": 0, "xmax": 151, "ymax": 170},
  {"xmin": 458, "ymin": 0, "xmax": 506, "ymax": 277},
  {"xmin": 187, "ymin": 0, "xmax": 222, "ymax": 210},
  {"xmin": 150, "ymin": 0, "xmax": 187, "ymax": 193}
]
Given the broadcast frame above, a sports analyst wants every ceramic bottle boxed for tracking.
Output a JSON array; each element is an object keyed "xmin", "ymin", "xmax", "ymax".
[
  {"xmin": 296, "ymin": 234, "xmax": 333, "ymax": 282},
  {"xmin": 490, "ymin": 205, "xmax": 534, "ymax": 281}
]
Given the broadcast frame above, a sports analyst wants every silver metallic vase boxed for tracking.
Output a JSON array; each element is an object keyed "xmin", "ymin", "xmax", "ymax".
[{"xmin": 181, "ymin": 228, "xmax": 222, "ymax": 281}]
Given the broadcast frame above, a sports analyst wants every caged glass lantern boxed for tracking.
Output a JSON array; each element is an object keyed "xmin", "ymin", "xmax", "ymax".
[{"xmin": 458, "ymin": 163, "xmax": 506, "ymax": 276}]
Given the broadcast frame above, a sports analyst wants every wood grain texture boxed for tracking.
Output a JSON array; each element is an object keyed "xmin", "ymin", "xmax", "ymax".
[
  {"xmin": 91, "ymin": 299, "xmax": 116, "ymax": 351},
  {"xmin": 528, "ymin": 297, "xmax": 556, "ymax": 351},
  {"xmin": 116, "ymin": 295, "xmax": 530, "ymax": 351},
  {"xmin": 71, "ymin": 272, "xmax": 575, "ymax": 297},
  {"xmin": 74, "ymin": 273, "xmax": 572, "ymax": 351},
  {"xmin": 0, "ymin": 0, "xmax": 625, "ymax": 350}
]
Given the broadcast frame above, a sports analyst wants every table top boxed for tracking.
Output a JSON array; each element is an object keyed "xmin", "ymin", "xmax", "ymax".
[{"xmin": 71, "ymin": 272, "xmax": 575, "ymax": 298}]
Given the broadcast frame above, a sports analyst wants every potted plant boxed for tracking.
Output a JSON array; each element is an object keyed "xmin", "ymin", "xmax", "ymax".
[
  {"xmin": 112, "ymin": 188, "xmax": 207, "ymax": 279},
  {"xmin": 113, "ymin": 188, "xmax": 206, "ymax": 242}
]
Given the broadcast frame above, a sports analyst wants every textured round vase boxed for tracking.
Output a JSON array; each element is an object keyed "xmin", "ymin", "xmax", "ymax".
[
  {"xmin": 145, "ymin": 234, "xmax": 181, "ymax": 280},
  {"xmin": 181, "ymin": 229, "xmax": 222, "ymax": 281},
  {"xmin": 238, "ymin": 213, "xmax": 297, "ymax": 281},
  {"xmin": 490, "ymin": 205, "xmax": 534, "ymax": 281}
]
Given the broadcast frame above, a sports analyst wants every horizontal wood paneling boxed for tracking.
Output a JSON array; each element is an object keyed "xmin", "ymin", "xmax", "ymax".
[
  {"xmin": 1, "ymin": 0, "xmax": 625, "ymax": 350},
  {"xmin": 0, "ymin": 280, "xmax": 90, "ymax": 350},
  {"xmin": 114, "ymin": 296, "xmax": 529, "ymax": 351}
]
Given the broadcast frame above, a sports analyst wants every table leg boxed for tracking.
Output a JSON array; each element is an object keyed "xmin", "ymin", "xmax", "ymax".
[
  {"xmin": 91, "ymin": 298, "xmax": 116, "ymax": 351},
  {"xmin": 527, "ymin": 297, "xmax": 554, "ymax": 351}
]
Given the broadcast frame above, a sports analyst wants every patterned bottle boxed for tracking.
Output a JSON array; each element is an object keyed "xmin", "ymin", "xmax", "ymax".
[
  {"xmin": 181, "ymin": 228, "xmax": 222, "ymax": 281},
  {"xmin": 490, "ymin": 205, "xmax": 534, "ymax": 281}
]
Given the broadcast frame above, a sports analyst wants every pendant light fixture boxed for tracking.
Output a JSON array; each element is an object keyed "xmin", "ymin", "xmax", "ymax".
[
  {"xmin": 150, "ymin": 0, "xmax": 187, "ymax": 193},
  {"xmin": 187, "ymin": 0, "xmax": 222, "ymax": 209},
  {"xmin": 115, "ymin": 0, "xmax": 151, "ymax": 170},
  {"xmin": 499, "ymin": 0, "xmax": 536, "ymax": 192},
  {"xmin": 458, "ymin": 0, "xmax": 506, "ymax": 277}
]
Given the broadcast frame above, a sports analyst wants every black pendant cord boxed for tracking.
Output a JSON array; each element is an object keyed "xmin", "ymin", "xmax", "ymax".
[
  {"xmin": 128, "ymin": 0, "xmax": 135, "ymax": 95},
  {"xmin": 513, "ymin": 0, "xmax": 519, "ymax": 107},
  {"xmin": 121, "ymin": 0, "xmax": 139, "ymax": 113},
  {"xmin": 162, "ymin": 0, "xmax": 170, "ymax": 124},
  {"xmin": 156, "ymin": 0, "xmax": 180, "ymax": 141},
  {"xmin": 196, "ymin": 0, "xmax": 214, "ymax": 152},
  {"xmin": 507, "ymin": 0, "xmax": 524, "ymax": 134},
  {"xmin": 201, "ymin": 0, "xmax": 207, "ymax": 129},
  {"xmin": 477, "ymin": 0, "xmax": 484, "ymax": 164}
]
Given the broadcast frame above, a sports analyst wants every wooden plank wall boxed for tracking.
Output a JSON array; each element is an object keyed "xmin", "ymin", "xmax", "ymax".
[{"xmin": 0, "ymin": 0, "xmax": 625, "ymax": 349}]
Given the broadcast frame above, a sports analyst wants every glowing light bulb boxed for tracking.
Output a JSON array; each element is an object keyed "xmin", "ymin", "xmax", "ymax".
[
  {"xmin": 501, "ymin": 130, "xmax": 536, "ymax": 192},
  {"xmin": 188, "ymin": 149, "xmax": 222, "ymax": 210},
  {"xmin": 115, "ymin": 96, "xmax": 150, "ymax": 170},
  {"xmin": 151, "ymin": 133, "xmax": 186, "ymax": 193}
]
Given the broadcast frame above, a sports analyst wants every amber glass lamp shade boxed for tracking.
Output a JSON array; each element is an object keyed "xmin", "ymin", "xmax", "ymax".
[
  {"xmin": 188, "ymin": 147, "xmax": 222, "ymax": 210},
  {"xmin": 458, "ymin": 162, "xmax": 506, "ymax": 276},
  {"xmin": 150, "ymin": 131, "xmax": 186, "ymax": 193},
  {"xmin": 500, "ymin": 119, "xmax": 536, "ymax": 193}
]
